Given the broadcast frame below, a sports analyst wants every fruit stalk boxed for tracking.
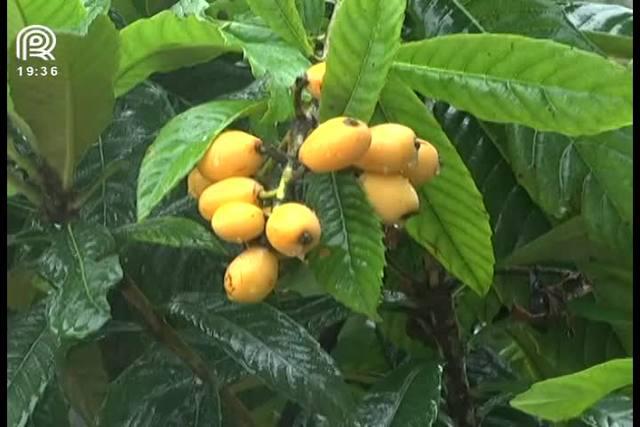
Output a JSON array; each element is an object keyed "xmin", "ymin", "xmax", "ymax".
[
  {"xmin": 260, "ymin": 77, "xmax": 315, "ymax": 202},
  {"xmin": 119, "ymin": 277, "xmax": 256, "ymax": 427}
]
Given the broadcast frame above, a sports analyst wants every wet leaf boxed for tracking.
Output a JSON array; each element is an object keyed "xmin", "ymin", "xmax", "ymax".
[
  {"xmin": 167, "ymin": 292, "xmax": 356, "ymax": 420},
  {"xmin": 7, "ymin": 302, "xmax": 60, "ymax": 427},
  {"xmin": 38, "ymin": 223, "xmax": 123, "ymax": 341},
  {"xmin": 305, "ymin": 172, "xmax": 386, "ymax": 320}
]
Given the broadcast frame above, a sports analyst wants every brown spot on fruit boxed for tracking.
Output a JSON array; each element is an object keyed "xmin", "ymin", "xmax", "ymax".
[
  {"xmin": 224, "ymin": 247, "xmax": 278, "ymax": 303},
  {"xmin": 298, "ymin": 116, "xmax": 371, "ymax": 173},
  {"xmin": 266, "ymin": 203, "xmax": 321, "ymax": 258}
]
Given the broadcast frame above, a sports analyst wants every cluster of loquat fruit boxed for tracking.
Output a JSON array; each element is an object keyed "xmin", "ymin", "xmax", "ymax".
[{"xmin": 187, "ymin": 61, "xmax": 440, "ymax": 305}]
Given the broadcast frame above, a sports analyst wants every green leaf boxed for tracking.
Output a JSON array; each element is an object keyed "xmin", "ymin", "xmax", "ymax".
[
  {"xmin": 136, "ymin": 98, "xmax": 264, "ymax": 221},
  {"xmin": 37, "ymin": 223, "xmax": 123, "ymax": 341},
  {"xmin": 379, "ymin": 77, "xmax": 494, "ymax": 295},
  {"xmin": 8, "ymin": 0, "xmax": 25, "ymax": 47},
  {"xmin": 573, "ymin": 394, "xmax": 633, "ymax": 427},
  {"xmin": 244, "ymin": 0, "xmax": 313, "ymax": 55},
  {"xmin": 98, "ymin": 345, "xmax": 221, "ymax": 427},
  {"xmin": 167, "ymin": 292, "xmax": 356, "ymax": 420},
  {"xmin": 510, "ymin": 358, "xmax": 632, "ymax": 422},
  {"xmin": 319, "ymin": 0, "xmax": 407, "ymax": 122},
  {"xmin": 221, "ymin": 18, "xmax": 310, "ymax": 123},
  {"xmin": 407, "ymin": 0, "xmax": 597, "ymax": 51},
  {"xmin": 8, "ymin": 15, "xmax": 119, "ymax": 189},
  {"xmin": 9, "ymin": 0, "xmax": 88, "ymax": 35},
  {"xmin": 76, "ymin": 83, "xmax": 178, "ymax": 228},
  {"xmin": 499, "ymin": 319, "xmax": 626, "ymax": 381},
  {"xmin": 115, "ymin": 11, "xmax": 240, "ymax": 96},
  {"xmin": 501, "ymin": 216, "xmax": 592, "ymax": 266},
  {"xmin": 577, "ymin": 130, "xmax": 632, "ymax": 255},
  {"xmin": 8, "ymin": 302, "xmax": 60, "ymax": 427},
  {"xmin": 332, "ymin": 316, "xmax": 391, "ymax": 382},
  {"xmin": 304, "ymin": 172, "xmax": 386, "ymax": 320},
  {"xmin": 274, "ymin": 294, "xmax": 350, "ymax": 338},
  {"xmin": 432, "ymin": 102, "xmax": 551, "ymax": 263},
  {"xmin": 295, "ymin": 0, "xmax": 325, "ymax": 36},
  {"xmin": 393, "ymin": 34, "xmax": 632, "ymax": 136},
  {"xmin": 489, "ymin": 125, "xmax": 632, "ymax": 257},
  {"xmin": 347, "ymin": 360, "xmax": 443, "ymax": 427},
  {"xmin": 122, "ymin": 242, "xmax": 228, "ymax": 304},
  {"xmin": 567, "ymin": 297, "xmax": 633, "ymax": 328},
  {"xmin": 114, "ymin": 216, "xmax": 228, "ymax": 255},
  {"xmin": 578, "ymin": 260, "xmax": 632, "ymax": 354},
  {"xmin": 378, "ymin": 311, "xmax": 437, "ymax": 359},
  {"xmin": 564, "ymin": 2, "xmax": 633, "ymax": 58}
]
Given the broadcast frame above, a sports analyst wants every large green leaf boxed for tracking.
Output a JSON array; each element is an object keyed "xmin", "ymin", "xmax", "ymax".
[
  {"xmin": 221, "ymin": 17, "xmax": 310, "ymax": 123},
  {"xmin": 7, "ymin": 303, "xmax": 60, "ymax": 427},
  {"xmin": 393, "ymin": 34, "xmax": 632, "ymax": 136},
  {"xmin": 8, "ymin": 15, "xmax": 119, "ymax": 189},
  {"xmin": 121, "ymin": 242, "xmax": 228, "ymax": 304},
  {"xmin": 76, "ymin": 82, "xmax": 178, "ymax": 228},
  {"xmin": 346, "ymin": 360, "xmax": 443, "ymax": 427},
  {"xmin": 304, "ymin": 172, "xmax": 386, "ymax": 320},
  {"xmin": 407, "ymin": 0, "xmax": 597, "ymax": 51},
  {"xmin": 576, "ymin": 130, "xmax": 632, "ymax": 255},
  {"xmin": 567, "ymin": 297, "xmax": 633, "ymax": 329},
  {"xmin": 244, "ymin": 0, "xmax": 313, "ymax": 55},
  {"xmin": 8, "ymin": 0, "xmax": 25, "ymax": 47},
  {"xmin": 115, "ymin": 11, "xmax": 240, "ymax": 96},
  {"xmin": 379, "ymin": 78, "xmax": 494, "ymax": 295},
  {"xmin": 501, "ymin": 216, "xmax": 593, "ymax": 266},
  {"xmin": 98, "ymin": 345, "xmax": 221, "ymax": 427},
  {"xmin": 499, "ymin": 319, "xmax": 626, "ymax": 381},
  {"xmin": 9, "ymin": 0, "xmax": 89, "ymax": 37},
  {"xmin": 578, "ymin": 260, "xmax": 632, "ymax": 354},
  {"xmin": 511, "ymin": 358, "xmax": 632, "ymax": 422},
  {"xmin": 488, "ymin": 125, "xmax": 632, "ymax": 257},
  {"xmin": 83, "ymin": 0, "xmax": 111, "ymax": 22},
  {"xmin": 432, "ymin": 102, "xmax": 551, "ymax": 262},
  {"xmin": 167, "ymin": 292, "xmax": 356, "ymax": 420},
  {"xmin": 37, "ymin": 223, "xmax": 123, "ymax": 341},
  {"xmin": 136, "ymin": 98, "xmax": 264, "ymax": 221},
  {"xmin": 273, "ymin": 294, "xmax": 350, "ymax": 338},
  {"xmin": 114, "ymin": 216, "xmax": 228, "ymax": 255},
  {"xmin": 564, "ymin": 2, "xmax": 633, "ymax": 59},
  {"xmin": 295, "ymin": 0, "xmax": 324, "ymax": 36},
  {"xmin": 332, "ymin": 316, "xmax": 391, "ymax": 383},
  {"xmin": 318, "ymin": 0, "xmax": 406, "ymax": 122}
]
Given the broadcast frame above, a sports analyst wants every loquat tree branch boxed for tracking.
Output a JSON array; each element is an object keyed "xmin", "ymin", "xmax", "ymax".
[{"xmin": 119, "ymin": 277, "xmax": 256, "ymax": 427}]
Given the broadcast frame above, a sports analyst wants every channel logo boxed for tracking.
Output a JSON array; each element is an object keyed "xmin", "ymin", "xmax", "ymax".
[{"xmin": 15, "ymin": 25, "xmax": 57, "ymax": 61}]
